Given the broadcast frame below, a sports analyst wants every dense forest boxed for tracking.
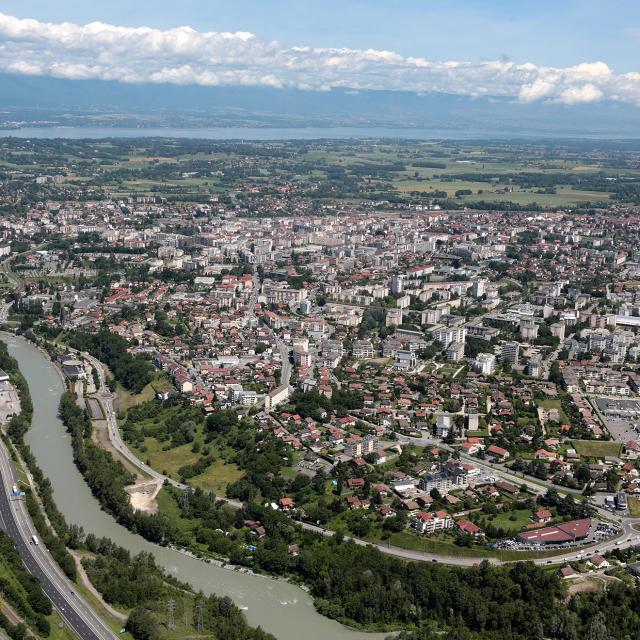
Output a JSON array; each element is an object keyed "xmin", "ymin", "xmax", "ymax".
[{"xmin": 66, "ymin": 328, "xmax": 154, "ymax": 393}]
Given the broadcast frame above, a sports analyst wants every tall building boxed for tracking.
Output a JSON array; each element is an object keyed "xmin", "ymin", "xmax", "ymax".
[
  {"xmin": 474, "ymin": 352, "xmax": 496, "ymax": 375},
  {"xmin": 390, "ymin": 275, "xmax": 405, "ymax": 295},
  {"xmin": 421, "ymin": 308, "xmax": 442, "ymax": 326},
  {"xmin": 386, "ymin": 308, "xmax": 403, "ymax": 327},
  {"xmin": 434, "ymin": 326, "xmax": 466, "ymax": 348},
  {"xmin": 436, "ymin": 414, "xmax": 452, "ymax": 437},
  {"xmin": 446, "ymin": 341, "xmax": 465, "ymax": 362},
  {"xmin": 501, "ymin": 341, "xmax": 520, "ymax": 365},
  {"xmin": 520, "ymin": 317, "xmax": 539, "ymax": 341},
  {"xmin": 472, "ymin": 279, "xmax": 486, "ymax": 298},
  {"xmin": 527, "ymin": 354, "xmax": 542, "ymax": 377},
  {"xmin": 550, "ymin": 322, "xmax": 566, "ymax": 341}
]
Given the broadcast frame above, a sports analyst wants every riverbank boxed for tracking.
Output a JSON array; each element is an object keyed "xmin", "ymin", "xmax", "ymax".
[{"xmin": 1, "ymin": 333, "xmax": 393, "ymax": 640}]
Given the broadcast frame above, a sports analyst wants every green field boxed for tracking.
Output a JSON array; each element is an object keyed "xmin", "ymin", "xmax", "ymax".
[
  {"xmin": 485, "ymin": 508, "xmax": 535, "ymax": 534},
  {"xmin": 571, "ymin": 440, "xmax": 622, "ymax": 458},
  {"xmin": 629, "ymin": 498, "xmax": 640, "ymax": 518},
  {"xmin": 8, "ymin": 138, "xmax": 640, "ymax": 209},
  {"xmin": 131, "ymin": 436, "xmax": 243, "ymax": 495},
  {"xmin": 115, "ymin": 371, "xmax": 172, "ymax": 412}
]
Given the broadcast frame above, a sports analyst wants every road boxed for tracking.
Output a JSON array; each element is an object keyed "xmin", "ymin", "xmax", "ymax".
[
  {"xmin": 0, "ymin": 244, "xmax": 41, "ymax": 291},
  {"xmin": 0, "ymin": 437, "xmax": 117, "ymax": 640},
  {"xmin": 0, "ymin": 255, "xmax": 22, "ymax": 290},
  {"xmin": 82, "ymin": 350, "xmax": 188, "ymax": 492},
  {"xmin": 0, "ymin": 301, "xmax": 13, "ymax": 323},
  {"xmin": 80, "ymin": 350, "xmax": 640, "ymax": 568},
  {"xmin": 245, "ymin": 273, "xmax": 291, "ymax": 389},
  {"xmin": 244, "ymin": 273, "xmax": 260, "ymax": 322},
  {"xmin": 274, "ymin": 336, "xmax": 292, "ymax": 387},
  {"xmin": 83, "ymin": 351, "xmax": 245, "ymax": 510}
]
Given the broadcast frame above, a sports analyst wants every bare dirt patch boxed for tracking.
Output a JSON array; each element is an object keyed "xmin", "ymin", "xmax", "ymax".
[
  {"xmin": 126, "ymin": 480, "xmax": 162, "ymax": 514},
  {"xmin": 563, "ymin": 573, "xmax": 620, "ymax": 602}
]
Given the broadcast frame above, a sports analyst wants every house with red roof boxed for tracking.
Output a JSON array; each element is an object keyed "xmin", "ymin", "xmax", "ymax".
[
  {"xmin": 456, "ymin": 519, "xmax": 484, "ymax": 537},
  {"xmin": 486, "ymin": 444, "xmax": 510, "ymax": 461},
  {"xmin": 279, "ymin": 497, "xmax": 295, "ymax": 511}
]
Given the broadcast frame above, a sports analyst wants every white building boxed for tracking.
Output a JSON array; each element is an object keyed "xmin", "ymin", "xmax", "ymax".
[
  {"xmin": 436, "ymin": 414, "xmax": 452, "ymax": 437},
  {"xmin": 501, "ymin": 341, "xmax": 520, "ymax": 365},
  {"xmin": 520, "ymin": 317, "xmax": 539, "ymax": 341},
  {"xmin": 474, "ymin": 353, "xmax": 496, "ymax": 375}
]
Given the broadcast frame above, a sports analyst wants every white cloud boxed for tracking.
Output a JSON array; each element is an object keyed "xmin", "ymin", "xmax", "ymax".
[
  {"xmin": 0, "ymin": 12, "xmax": 639, "ymax": 106},
  {"xmin": 558, "ymin": 83, "xmax": 603, "ymax": 105}
]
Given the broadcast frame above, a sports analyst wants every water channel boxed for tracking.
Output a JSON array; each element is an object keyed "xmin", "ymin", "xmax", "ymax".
[{"xmin": 2, "ymin": 334, "xmax": 391, "ymax": 640}]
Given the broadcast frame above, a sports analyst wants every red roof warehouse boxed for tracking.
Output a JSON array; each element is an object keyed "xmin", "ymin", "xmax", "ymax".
[{"xmin": 517, "ymin": 519, "xmax": 592, "ymax": 545}]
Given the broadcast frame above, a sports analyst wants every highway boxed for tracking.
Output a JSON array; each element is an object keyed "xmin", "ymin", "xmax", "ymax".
[{"xmin": 0, "ymin": 438, "xmax": 118, "ymax": 640}]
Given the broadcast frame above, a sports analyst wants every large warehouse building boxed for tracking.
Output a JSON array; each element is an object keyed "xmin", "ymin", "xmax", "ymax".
[{"xmin": 517, "ymin": 519, "xmax": 592, "ymax": 545}]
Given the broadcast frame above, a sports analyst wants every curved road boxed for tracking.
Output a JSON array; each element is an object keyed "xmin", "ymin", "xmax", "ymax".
[
  {"xmin": 82, "ymin": 350, "xmax": 640, "ymax": 567},
  {"xmin": 87, "ymin": 348, "xmax": 640, "ymax": 567}
]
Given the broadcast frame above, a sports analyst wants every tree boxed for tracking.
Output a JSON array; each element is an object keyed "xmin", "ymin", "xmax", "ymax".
[
  {"xmin": 126, "ymin": 607, "xmax": 161, "ymax": 640},
  {"xmin": 575, "ymin": 464, "xmax": 591, "ymax": 485}
]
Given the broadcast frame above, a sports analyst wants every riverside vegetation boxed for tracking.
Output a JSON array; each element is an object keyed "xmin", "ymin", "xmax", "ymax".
[
  {"xmin": 55, "ymin": 378, "xmax": 640, "ymax": 639},
  {"xmin": 0, "ymin": 339, "xmax": 272, "ymax": 640}
]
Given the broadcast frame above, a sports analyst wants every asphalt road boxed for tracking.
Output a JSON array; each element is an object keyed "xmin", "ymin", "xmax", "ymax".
[
  {"xmin": 82, "ymin": 351, "xmax": 246, "ymax": 509},
  {"xmin": 82, "ymin": 350, "xmax": 188, "ymax": 492},
  {"xmin": 0, "ymin": 438, "xmax": 117, "ymax": 640},
  {"xmin": 79, "ymin": 352, "xmax": 640, "ymax": 569},
  {"xmin": 274, "ymin": 336, "xmax": 292, "ymax": 387}
]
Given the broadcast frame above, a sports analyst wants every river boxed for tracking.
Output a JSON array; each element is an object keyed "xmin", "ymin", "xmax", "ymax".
[{"xmin": 2, "ymin": 334, "xmax": 391, "ymax": 640}]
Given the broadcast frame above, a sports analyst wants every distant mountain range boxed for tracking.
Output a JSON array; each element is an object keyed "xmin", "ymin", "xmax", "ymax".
[{"xmin": 2, "ymin": 73, "xmax": 640, "ymax": 137}]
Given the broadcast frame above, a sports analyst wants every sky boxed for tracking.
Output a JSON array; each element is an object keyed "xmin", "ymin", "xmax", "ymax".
[{"xmin": 1, "ymin": 1, "xmax": 639, "ymax": 105}]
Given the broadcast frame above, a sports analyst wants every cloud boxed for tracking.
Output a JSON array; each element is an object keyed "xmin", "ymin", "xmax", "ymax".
[
  {"xmin": 0, "ymin": 12, "xmax": 639, "ymax": 106},
  {"xmin": 558, "ymin": 83, "xmax": 603, "ymax": 104}
]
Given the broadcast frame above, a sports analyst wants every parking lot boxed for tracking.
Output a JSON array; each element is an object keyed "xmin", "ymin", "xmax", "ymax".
[
  {"xmin": 593, "ymin": 397, "xmax": 640, "ymax": 443},
  {"xmin": 0, "ymin": 380, "xmax": 20, "ymax": 423}
]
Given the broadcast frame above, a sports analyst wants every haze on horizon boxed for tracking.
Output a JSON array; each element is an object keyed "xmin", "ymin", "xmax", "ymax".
[{"xmin": 1, "ymin": 1, "xmax": 640, "ymax": 135}]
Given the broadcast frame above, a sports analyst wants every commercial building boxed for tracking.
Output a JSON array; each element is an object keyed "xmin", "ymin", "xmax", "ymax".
[{"xmin": 517, "ymin": 519, "xmax": 592, "ymax": 545}]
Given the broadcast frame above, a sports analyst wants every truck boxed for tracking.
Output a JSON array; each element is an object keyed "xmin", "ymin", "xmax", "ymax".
[{"xmin": 31, "ymin": 535, "xmax": 38, "ymax": 546}]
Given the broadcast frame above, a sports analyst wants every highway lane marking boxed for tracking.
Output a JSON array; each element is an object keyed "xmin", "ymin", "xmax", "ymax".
[{"xmin": 0, "ymin": 443, "xmax": 115, "ymax": 640}]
